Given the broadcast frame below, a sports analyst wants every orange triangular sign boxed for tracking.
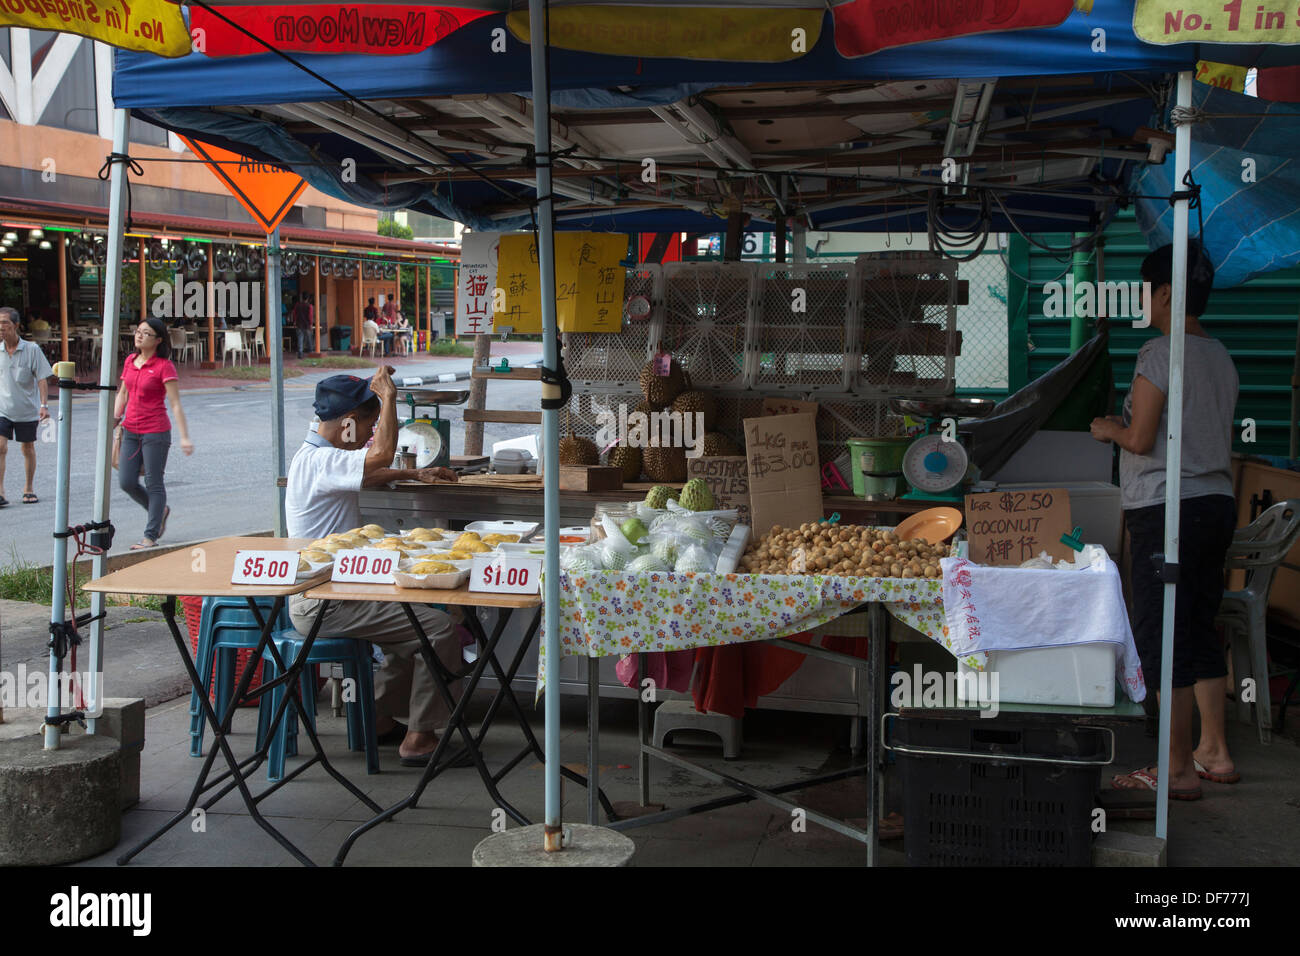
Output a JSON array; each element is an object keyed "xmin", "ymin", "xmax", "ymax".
[{"xmin": 180, "ymin": 136, "xmax": 308, "ymax": 234}]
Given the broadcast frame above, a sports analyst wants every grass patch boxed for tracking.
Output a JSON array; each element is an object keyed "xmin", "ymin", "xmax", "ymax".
[
  {"xmin": 427, "ymin": 339, "xmax": 475, "ymax": 357},
  {"xmin": 297, "ymin": 356, "xmax": 377, "ymax": 369},
  {"xmin": 199, "ymin": 366, "xmax": 305, "ymax": 381},
  {"xmin": 0, "ymin": 555, "xmax": 162, "ymax": 611}
]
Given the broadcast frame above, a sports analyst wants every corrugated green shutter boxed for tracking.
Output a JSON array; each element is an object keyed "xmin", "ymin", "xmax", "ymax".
[{"xmin": 1016, "ymin": 210, "xmax": 1299, "ymax": 457}]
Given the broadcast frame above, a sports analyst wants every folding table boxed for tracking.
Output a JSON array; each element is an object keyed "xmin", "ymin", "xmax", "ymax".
[
  {"xmin": 300, "ymin": 580, "xmax": 615, "ymax": 866},
  {"xmin": 83, "ymin": 535, "xmax": 382, "ymax": 866}
]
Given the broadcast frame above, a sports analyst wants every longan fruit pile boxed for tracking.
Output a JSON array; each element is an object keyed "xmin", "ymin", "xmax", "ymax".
[{"xmin": 738, "ymin": 523, "xmax": 944, "ymax": 579}]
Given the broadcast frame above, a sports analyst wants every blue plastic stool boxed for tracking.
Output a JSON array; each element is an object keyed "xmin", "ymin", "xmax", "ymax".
[
  {"xmin": 261, "ymin": 629, "xmax": 379, "ymax": 782},
  {"xmin": 188, "ymin": 596, "xmax": 295, "ymax": 757}
]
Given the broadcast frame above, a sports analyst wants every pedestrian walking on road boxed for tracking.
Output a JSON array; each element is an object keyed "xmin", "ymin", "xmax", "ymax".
[
  {"xmin": 0, "ymin": 305, "xmax": 52, "ymax": 507},
  {"xmin": 291, "ymin": 292, "xmax": 313, "ymax": 359},
  {"xmin": 114, "ymin": 316, "xmax": 194, "ymax": 549}
]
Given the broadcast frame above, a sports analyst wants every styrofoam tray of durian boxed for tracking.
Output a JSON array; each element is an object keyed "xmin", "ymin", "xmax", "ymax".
[
  {"xmin": 394, "ymin": 556, "xmax": 473, "ymax": 590},
  {"xmin": 463, "ymin": 520, "xmax": 538, "ymax": 540}
]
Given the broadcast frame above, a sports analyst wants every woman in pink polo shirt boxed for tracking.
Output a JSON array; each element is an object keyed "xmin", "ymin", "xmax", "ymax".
[{"xmin": 114, "ymin": 317, "xmax": 194, "ymax": 549}]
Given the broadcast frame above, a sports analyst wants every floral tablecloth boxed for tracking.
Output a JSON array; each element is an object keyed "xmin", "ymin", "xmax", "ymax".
[{"xmin": 536, "ymin": 570, "xmax": 984, "ymax": 690}]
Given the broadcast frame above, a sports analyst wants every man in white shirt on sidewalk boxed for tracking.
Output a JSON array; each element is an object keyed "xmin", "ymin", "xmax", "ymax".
[{"xmin": 0, "ymin": 306, "xmax": 52, "ymax": 507}]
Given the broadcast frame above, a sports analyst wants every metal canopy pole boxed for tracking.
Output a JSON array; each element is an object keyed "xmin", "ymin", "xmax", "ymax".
[
  {"xmin": 267, "ymin": 227, "xmax": 287, "ymax": 537},
  {"xmin": 1156, "ymin": 70, "xmax": 1194, "ymax": 841},
  {"xmin": 526, "ymin": 0, "xmax": 564, "ymax": 853},
  {"xmin": 85, "ymin": 109, "xmax": 130, "ymax": 734}
]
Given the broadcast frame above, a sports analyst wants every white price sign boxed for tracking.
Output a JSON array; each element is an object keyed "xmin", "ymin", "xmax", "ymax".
[
  {"xmin": 331, "ymin": 549, "xmax": 397, "ymax": 584},
  {"xmin": 470, "ymin": 553, "xmax": 542, "ymax": 594},
  {"xmin": 231, "ymin": 550, "xmax": 299, "ymax": 586}
]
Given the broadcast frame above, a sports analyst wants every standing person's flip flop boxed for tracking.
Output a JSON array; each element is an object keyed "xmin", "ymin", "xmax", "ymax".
[
  {"xmin": 130, "ymin": 539, "xmax": 156, "ymax": 551},
  {"xmin": 1111, "ymin": 766, "xmax": 1202, "ymax": 801},
  {"xmin": 1194, "ymin": 759, "xmax": 1241, "ymax": 784},
  {"xmin": 0, "ymin": 495, "xmax": 8, "ymax": 508},
  {"xmin": 22, "ymin": 492, "xmax": 37, "ymax": 503}
]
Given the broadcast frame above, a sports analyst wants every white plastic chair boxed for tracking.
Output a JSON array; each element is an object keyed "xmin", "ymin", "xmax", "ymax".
[
  {"xmin": 1217, "ymin": 498, "xmax": 1300, "ymax": 744},
  {"xmin": 360, "ymin": 322, "xmax": 380, "ymax": 358},
  {"xmin": 222, "ymin": 329, "xmax": 251, "ymax": 366},
  {"xmin": 168, "ymin": 328, "xmax": 197, "ymax": 364},
  {"xmin": 254, "ymin": 327, "xmax": 266, "ymax": 360}
]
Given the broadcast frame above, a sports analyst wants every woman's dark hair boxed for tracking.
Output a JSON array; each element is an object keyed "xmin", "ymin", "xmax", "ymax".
[
  {"xmin": 143, "ymin": 316, "xmax": 171, "ymax": 359},
  {"xmin": 1140, "ymin": 241, "xmax": 1215, "ymax": 318}
]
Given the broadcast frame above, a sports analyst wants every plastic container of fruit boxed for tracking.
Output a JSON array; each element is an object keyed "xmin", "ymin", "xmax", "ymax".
[
  {"xmin": 394, "ymin": 557, "xmax": 473, "ymax": 590},
  {"xmin": 462, "ymin": 520, "xmax": 538, "ymax": 540}
]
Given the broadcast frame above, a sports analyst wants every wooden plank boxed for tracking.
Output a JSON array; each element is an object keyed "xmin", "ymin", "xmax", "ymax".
[
  {"xmin": 463, "ymin": 409, "xmax": 543, "ymax": 424},
  {"xmin": 471, "ymin": 367, "xmax": 543, "ymax": 380}
]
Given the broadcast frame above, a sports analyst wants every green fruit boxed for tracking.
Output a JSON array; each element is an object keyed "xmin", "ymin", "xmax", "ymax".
[
  {"xmin": 678, "ymin": 477, "xmax": 715, "ymax": 512},
  {"xmin": 621, "ymin": 517, "xmax": 649, "ymax": 544},
  {"xmin": 628, "ymin": 553, "xmax": 670, "ymax": 574},
  {"xmin": 644, "ymin": 485, "xmax": 680, "ymax": 510}
]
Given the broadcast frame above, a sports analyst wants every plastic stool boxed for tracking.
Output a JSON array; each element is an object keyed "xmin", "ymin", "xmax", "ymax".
[
  {"xmin": 262, "ymin": 630, "xmax": 379, "ymax": 782},
  {"xmin": 652, "ymin": 699, "xmax": 743, "ymax": 760},
  {"xmin": 188, "ymin": 596, "xmax": 293, "ymax": 757}
]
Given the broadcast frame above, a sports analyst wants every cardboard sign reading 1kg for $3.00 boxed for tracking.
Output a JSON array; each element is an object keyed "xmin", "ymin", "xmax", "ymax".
[{"xmin": 742, "ymin": 413, "xmax": 823, "ymax": 535}]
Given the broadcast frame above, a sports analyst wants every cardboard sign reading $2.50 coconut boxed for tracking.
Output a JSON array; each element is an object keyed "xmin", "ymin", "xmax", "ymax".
[
  {"xmin": 742, "ymin": 413, "xmax": 822, "ymax": 535},
  {"xmin": 965, "ymin": 488, "xmax": 1073, "ymax": 566},
  {"xmin": 686, "ymin": 456, "xmax": 750, "ymax": 527}
]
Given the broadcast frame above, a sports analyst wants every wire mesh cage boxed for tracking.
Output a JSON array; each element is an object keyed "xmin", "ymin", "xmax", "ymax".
[
  {"xmin": 662, "ymin": 262, "xmax": 755, "ymax": 389},
  {"xmin": 752, "ymin": 263, "xmax": 855, "ymax": 392},
  {"xmin": 562, "ymin": 265, "xmax": 660, "ymax": 388},
  {"xmin": 851, "ymin": 251, "xmax": 958, "ymax": 396}
]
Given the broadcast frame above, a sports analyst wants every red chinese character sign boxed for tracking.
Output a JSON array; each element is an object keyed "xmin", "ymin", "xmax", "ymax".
[
  {"xmin": 456, "ymin": 231, "xmax": 498, "ymax": 336},
  {"xmin": 190, "ymin": 4, "xmax": 491, "ymax": 57}
]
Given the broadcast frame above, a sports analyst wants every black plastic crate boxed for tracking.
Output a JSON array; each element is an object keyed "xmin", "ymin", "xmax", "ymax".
[{"xmin": 893, "ymin": 717, "xmax": 1108, "ymax": 866}]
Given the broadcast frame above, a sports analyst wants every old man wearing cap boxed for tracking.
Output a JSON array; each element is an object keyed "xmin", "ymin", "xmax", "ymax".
[{"xmin": 286, "ymin": 365, "xmax": 461, "ymax": 766}]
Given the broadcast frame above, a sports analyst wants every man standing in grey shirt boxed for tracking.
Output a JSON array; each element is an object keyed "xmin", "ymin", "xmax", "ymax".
[
  {"xmin": 0, "ymin": 306, "xmax": 53, "ymax": 507},
  {"xmin": 1090, "ymin": 243, "xmax": 1240, "ymax": 802}
]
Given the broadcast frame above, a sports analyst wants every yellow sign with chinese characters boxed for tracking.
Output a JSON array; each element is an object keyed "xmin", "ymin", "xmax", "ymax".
[
  {"xmin": 0, "ymin": 0, "xmax": 191, "ymax": 57},
  {"xmin": 493, "ymin": 232, "xmax": 628, "ymax": 335},
  {"xmin": 557, "ymin": 233, "xmax": 627, "ymax": 333},
  {"xmin": 493, "ymin": 234, "xmax": 544, "ymax": 334},
  {"xmin": 1135, "ymin": 0, "xmax": 1300, "ymax": 44}
]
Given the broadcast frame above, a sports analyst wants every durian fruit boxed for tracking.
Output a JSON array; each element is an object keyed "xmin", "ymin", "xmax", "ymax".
[
  {"xmin": 300, "ymin": 549, "xmax": 332, "ymax": 564},
  {"xmin": 643, "ymin": 444, "xmax": 687, "ymax": 482},
  {"xmin": 360, "ymin": 523, "xmax": 386, "ymax": 539},
  {"xmin": 607, "ymin": 443, "xmax": 643, "ymax": 482},
  {"xmin": 702, "ymin": 431, "xmax": 741, "ymax": 457},
  {"xmin": 671, "ymin": 389, "xmax": 717, "ymax": 431},
  {"xmin": 638, "ymin": 356, "xmax": 685, "ymax": 408},
  {"xmin": 558, "ymin": 427, "xmax": 599, "ymax": 466}
]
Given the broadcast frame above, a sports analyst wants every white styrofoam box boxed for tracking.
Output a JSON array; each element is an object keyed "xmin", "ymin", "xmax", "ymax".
[
  {"xmin": 993, "ymin": 480, "xmax": 1122, "ymax": 557},
  {"xmin": 984, "ymin": 431, "xmax": 1113, "ymax": 484},
  {"xmin": 957, "ymin": 643, "xmax": 1117, "ymax": 707}
]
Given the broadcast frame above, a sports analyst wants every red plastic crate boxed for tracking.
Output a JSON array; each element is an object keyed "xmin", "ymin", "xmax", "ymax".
[{"xmin": 180, "ymin": 595, "xmax": 265, "ymax": 706}]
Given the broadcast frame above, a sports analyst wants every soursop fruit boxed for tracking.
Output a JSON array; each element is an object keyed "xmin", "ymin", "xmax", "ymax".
[
  {"xmin": 678, "ymin": 477, "xmax": 715, "ymax": 512},
  {"xmin": 599, "ymin": 543, "xmax": 630, "ymax": 571},
  {"xmin": 678, "ymin": 518, "xmax": 712, "ymax": 547},
  {"xmin": 561, "ymin": 546, "xmax": 597, "ymax": 573},
  {"xmin": 644, "ymin": 485, "xmax": 680, "ymax": 510},
  {"xmin": 706, "ymin": 515, "xmax": 733, "ymax": 544},
  {"xmin": 651, "ymin": 537, "xmax": 679, "ymax": 565},
  {"xmin": 675, "ymin": 545, "xmax": 714, "ymax": 574},
  {"xmin": 627, "ymin": 553, "xmax": 670, "ymax": 574}
]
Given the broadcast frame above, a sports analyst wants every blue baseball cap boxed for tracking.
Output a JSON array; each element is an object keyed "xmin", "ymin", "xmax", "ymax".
[{"xmin": 313, "ymin": 374, "xmax": 377, "ymax": 421}]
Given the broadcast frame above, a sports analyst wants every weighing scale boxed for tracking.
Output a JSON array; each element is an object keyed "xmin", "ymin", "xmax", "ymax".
[
  {"xmin": 889, "ymin": 397, "xmax": 996, "ymax": 502},
  {"xmin": 396, "ymin": 388, "xmax": 469, "ymax": 469}
]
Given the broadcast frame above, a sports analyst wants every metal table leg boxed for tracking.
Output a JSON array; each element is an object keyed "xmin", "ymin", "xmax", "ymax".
[
  {"xmin": 637, "ymin": 652, "xmax": 651, "ymax": 807},
  {"xmin": 587, "ymin": 655, "xmax": 599, "ymax": 825}
]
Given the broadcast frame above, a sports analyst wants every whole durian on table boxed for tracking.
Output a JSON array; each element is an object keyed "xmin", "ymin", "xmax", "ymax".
[
  {"xmin": 701, "ymin": 431, "xmax": 741, "ymax": 457},
  {"xmin": 558, "ymin": 428, "xmax": 599, "ymax": 466},
  {"xmin": 671, "ymin": 389, "xmax": 717, "ymax": 431},
  {"xmin": 607, "ymin": 443, "xmax": 643, "ymax": 481},
  {"xmin": 643, "ymin": 444, "xmax": 687, "ymax": 482}
]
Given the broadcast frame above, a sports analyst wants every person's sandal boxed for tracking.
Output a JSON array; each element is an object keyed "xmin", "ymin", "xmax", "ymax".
[
  {"xmin": 130, "ymin": 539, "xmax": 156, "ymax": 551},
  {"xmin": 21, "ymin": 492, "xmax": 38, "ymax": 504}
]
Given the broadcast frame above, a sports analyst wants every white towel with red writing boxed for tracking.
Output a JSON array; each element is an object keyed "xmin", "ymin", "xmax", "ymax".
[{"xmin": 940, "ymin": 553, "xmax": 1146, "ymax": 702}]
